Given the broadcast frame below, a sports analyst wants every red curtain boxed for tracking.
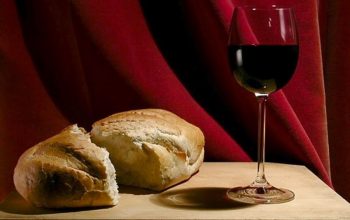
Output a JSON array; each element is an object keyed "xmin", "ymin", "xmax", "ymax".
[
  {"xmin": 0, "ymin": 0, "xmax": 348, "ymax": 202},
  {"xmin": 319, "ymin": 0, "xmax": 350, "ymax": 203}
]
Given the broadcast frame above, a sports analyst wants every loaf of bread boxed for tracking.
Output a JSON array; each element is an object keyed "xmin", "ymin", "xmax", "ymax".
[
  {"xmin": 13, "ymin": 125, "xmax": 119, "ymax": 208},
  {"xmin": 91, "ymin": 108, "xmax": 205, "ymax": 191}
]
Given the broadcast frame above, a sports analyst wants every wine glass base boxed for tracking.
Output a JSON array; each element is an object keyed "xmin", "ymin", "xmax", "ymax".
[{"xmin": 227, "ymin": 183, "xmax": 294, "ymax": 204}]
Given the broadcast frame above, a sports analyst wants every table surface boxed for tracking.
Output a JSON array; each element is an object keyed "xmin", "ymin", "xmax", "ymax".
[{"xmin": 0, "ymin": 162, "xmax": 349, "ymax": 220}]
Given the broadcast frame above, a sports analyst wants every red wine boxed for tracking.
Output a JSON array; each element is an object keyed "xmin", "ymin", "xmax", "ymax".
[{"xmin": 228, "ymin": 45, "xmax": 299, "ymax": 94}]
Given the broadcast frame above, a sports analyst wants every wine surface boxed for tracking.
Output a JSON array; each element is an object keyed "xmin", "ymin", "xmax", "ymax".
[{"xmin": 228, "ymin": 45, "xmax": 299, "ymax": 94}]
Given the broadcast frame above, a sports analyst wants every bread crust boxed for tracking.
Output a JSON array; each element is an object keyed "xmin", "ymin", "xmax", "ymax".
[
  {"xmin": 91, "ymin": 109, "xmax": 205, "ymax": 191},
  {"xmin": 13, "ymin": 125, "xmax": 119, "ymax": 208}
]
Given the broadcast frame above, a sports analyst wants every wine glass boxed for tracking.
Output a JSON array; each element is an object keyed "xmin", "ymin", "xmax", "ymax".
[{"xmin": 226, "ymin": 6, "xmax": 299, "ymax": 204}]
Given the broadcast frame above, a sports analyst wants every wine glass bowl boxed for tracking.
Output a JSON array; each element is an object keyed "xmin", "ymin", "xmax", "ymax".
[
  {"xmin": 228, "ymin": 44, "xmax": 298, "ymax": 94},
  {"xmin": 226, "ymin": 6, "xmax": 299, "ymax": 204}
]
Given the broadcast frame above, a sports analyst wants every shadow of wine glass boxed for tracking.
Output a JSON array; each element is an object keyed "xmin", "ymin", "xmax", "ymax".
[{"xmin": 150, "ymin": 187, "xmax": 255, "ymax": 210}]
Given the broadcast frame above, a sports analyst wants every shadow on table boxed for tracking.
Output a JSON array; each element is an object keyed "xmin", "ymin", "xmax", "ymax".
[
  {"xmin": 0, "ymin": 191, "xmax": 112, "ymax": 215},
  {"xmin": 150, "ymin": 187, "xmax": 255, "ymax": 210},
  {"xmin": 119, "ymin": 185, "xmax": 156, "ymax": 195}
]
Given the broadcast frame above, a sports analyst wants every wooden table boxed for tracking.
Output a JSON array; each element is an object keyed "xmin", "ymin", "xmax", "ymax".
[{"xmin": 1, "ymin": 162, "xmax": 349, "ymax": 219}]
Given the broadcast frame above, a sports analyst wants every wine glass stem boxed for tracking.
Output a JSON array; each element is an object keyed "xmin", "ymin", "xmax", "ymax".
[{"xmin": 255, "ymin": 93, "xmax": 269, "ymax": 186}]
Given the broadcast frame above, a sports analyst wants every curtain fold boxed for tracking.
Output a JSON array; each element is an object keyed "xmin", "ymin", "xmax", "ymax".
[
  {"xmin": 0, "ymin": 0, "xmax": 70, "ymax": 200},
  {"xmin": 320, "ymin": 0, "xmax": 350, "ymax": 202},
  {"xmin": 0, "ymin": 0, "xmax": 348, "ymax": 202}
]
